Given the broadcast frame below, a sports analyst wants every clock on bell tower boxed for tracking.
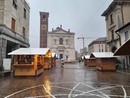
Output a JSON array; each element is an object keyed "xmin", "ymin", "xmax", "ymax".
[{"xmin": 39, "ymin": 12, "xmax": 49, "ymax": 48}]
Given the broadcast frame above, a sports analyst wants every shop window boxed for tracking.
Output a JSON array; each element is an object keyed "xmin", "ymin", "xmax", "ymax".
[
  {"xmin": 124, "ymin": 31, "xmax": 129, "ymax": 41},
  {"xmin": 17, "ymin": 55, "xmax": 33, "ymax": 64},
  {"xmin": 24, "ymin": 8, "xmax": 26, "ymax": 19},
  {"xmin": 99, "ymin": 44, "xmax": 101, "ymax": 52},
  {"xmin": 11, "ymin": 18, "xmax": 16, "ymax": 32},
  {"xmin": 60, "ymin": 54, "xmax": 63, "ymax": 59},
  {"xmin": 66, "ymin": 39, "xmax": 69, "ymax": 45},
  {"xmin": 23, "ymin": 27, "xmax": 25, "ymax": 37},
  {"xmin": 13, "ymin": 0, "xmax": 17, "ymax": 9},
  {"xmin": 102, "ymin": 44, "xmax": 104, "ymax": 52},
  {"xmin": 54, "ymin": 39, "xmax": 57, "ymax": 45},
  {"xmin": 112, "ymin": 46, "xmax": 117, "ymax": 53},
  {"xmin": 59, "ymin": 38, "xmax": 63, "ymax": 45},
  {"xmin": 111, "ymin": 30, "xmax": 114, "ymax": 40},
  {"xmin": 110, "ymin": 14, "xmax": 114, "ymax": 25}
]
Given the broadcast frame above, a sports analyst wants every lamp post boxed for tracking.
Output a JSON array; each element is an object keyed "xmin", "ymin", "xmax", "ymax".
[{"xmin": 77, "ymin": 37, "xmax": 85, "ymax": 48}]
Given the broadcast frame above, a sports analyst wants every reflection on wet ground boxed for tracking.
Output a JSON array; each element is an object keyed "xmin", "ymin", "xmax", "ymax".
[{"xmin": 1, "ymin": 62, "xmax": 130, "ymax": 98}]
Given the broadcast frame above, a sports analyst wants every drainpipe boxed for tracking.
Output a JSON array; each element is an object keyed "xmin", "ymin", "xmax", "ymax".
[
  {"xmin": 0, "ymin": 27, "xmax": 4, "ymax": 70},
  {"xmin": 115, "ymin": 32, "xmax": 121, "ymax": 46},
  {"xmin": 121, "ymin": 2, "xmax": 124, "ymax": 26},
  {"xmin": 0, "ymin": 27, "xmax": 3, "ymax": 59},
  {"xmin": 115, "ymin": 1, "xmax": 123, "ymax": 47}
]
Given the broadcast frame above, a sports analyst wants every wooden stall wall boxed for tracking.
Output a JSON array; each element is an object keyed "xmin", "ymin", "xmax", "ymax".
[
  {"xmin": 88, "ymin": 59, "xmax": 96, "ymax": 67},
  {"xmin": 96, "ymin": 58, "xmax": 116, "ymax": 71}
]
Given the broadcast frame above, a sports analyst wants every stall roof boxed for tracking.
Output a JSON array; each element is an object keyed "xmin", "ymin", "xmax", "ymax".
[
  {"xmin": 8, "ymin": 48, "xmax": 50, "ymax": 55},
  {"xmin": 114, "ymin": 38, "xmax": 130, "ymax": 56},
  {"xmin": 52, "ymin": 53, "xmax": 57, "ymax": 57},
  {"xmin": 81, "ymin": 56, "xmax": 84, "ymax": 59},
  {"xmin": 84, "ymin": 55, "xmax": 90, "ymax": 59},
  {"xmin": 90, "ymin": 52, "xmax": 115, "ymax": 58}
]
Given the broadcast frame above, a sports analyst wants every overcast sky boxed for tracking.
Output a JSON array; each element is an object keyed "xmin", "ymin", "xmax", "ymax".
[{"xmin": 28, "ymin": 0, "xmax": 113, "ymax": 52}]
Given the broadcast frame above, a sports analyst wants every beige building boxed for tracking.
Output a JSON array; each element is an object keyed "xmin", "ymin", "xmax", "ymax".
[
  {"xmin": 115, "ymin": 22, "xmax": 130, "ymax": 69},
  {"xmin": 47, "ymin": 26, "xmax": 75, "ymax": 60},
  {"xmin": 102, "ymin": 0, "xmax": 130, "ymax": 53},
  {"xmin": 0, "ymin": 0, "xmax": 30, "ymax": 66},
  {"xmin": 116, "ymin": 22, "xmax": 130, "ymax": 45},
  {"xmin": 88, "ymin": 37, "xmax": 107, "ymax": 54}
]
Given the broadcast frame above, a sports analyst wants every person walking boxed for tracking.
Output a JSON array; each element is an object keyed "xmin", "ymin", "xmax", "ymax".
[{"xmin": 61, "ymin": 59, "xmax": 64, "ymax": 68}]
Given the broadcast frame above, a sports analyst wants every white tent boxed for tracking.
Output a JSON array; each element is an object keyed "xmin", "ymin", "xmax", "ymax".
[
  {"xmin": 90, "ymin": 52, "xmax": 115, "ymax": 58},
  {"xmin": 84, "ymin": 55, "xmax": 90, "ymax": 59},
  {"xmin": 52, "ymin": 53, "xmax": 57, "ymax": 57},
  {"xmin": 8, "ymin": 48, "xmax": 50, "ymax": 55}
]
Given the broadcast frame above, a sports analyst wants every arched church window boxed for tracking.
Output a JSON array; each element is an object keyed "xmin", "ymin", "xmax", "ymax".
[
  {"xmin": 66, "ymin": 39, "xmax": 69, "ymax": 45},
  {"xmin": 59, "ymin": 38, "xmax": 63, "ymax": 45}
]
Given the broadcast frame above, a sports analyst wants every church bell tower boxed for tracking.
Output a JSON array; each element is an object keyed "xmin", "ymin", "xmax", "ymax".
[{"xmin": 39, "ymin": 12, "xmax": 49, "ymax": 48}]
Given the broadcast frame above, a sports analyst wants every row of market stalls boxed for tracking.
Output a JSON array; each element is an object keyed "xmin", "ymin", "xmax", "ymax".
[
  {"xmin": 8, "ymin": 48, "xmax": 57, "ymax": 76},
  {"xmin": 84, "ymin": 52, "xmax": 117, "ymax": 71},
  {"xmin": 84, "ymin": 37, "xmax": 130, "ymax": 71}
]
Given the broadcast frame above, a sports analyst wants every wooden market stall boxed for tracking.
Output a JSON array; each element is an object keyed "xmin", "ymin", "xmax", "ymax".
[
  {"xmin": 88, "ymin": 58, "xmax": 96, "ymax": 67},
  {"xmin": 90, "ymin": 52, "xmax": 117, "ymax": 71},
  {"xmin": 8, "ymin": 48, "xmax": 52, "ymax": 76},
  {"xmin": 84, "ymin": 55, "xmax": 90, "ymax": 66},
  {"xmin": 44, "ymin": 57, "xmax": 52, "ymax": 70},
  {"xmin": 51, "ymin": 53, "xmax": 57, "ymax": 67}
]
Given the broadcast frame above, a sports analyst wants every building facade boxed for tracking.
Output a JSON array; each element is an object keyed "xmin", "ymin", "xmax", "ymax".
[
  {"xmin": 47, "ymin": 26, "xmax": 76, "ymax": 60},
  {"xmin": 116, "ymin": 22, "xmax": 130, "ymax": 45},
  {"xmin": 39, "ymin": 12, "xmax": 49, "ymax": 48},
  {"xmin": 102, "ymin": 0, "xmax": 130, "ymax": 53},
  {"xmin": 115, "ymin": 22, "xmax": 130, "ymax": 69},
  {"xmin": 88, "ymin": 37, "xmax": 107, "ymax": 54},
  {"xmin": 0, "ymin": 0, "xmax": 30, "ymax": 67}
]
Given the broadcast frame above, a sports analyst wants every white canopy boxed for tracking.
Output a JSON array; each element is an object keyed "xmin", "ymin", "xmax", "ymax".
[
  {"xmin": 84, "ymin": 55, "xmax": 90, "ymax": 59},
  {"xmin": 52, "ymin": 53, "xmax": 57, "ymax": 57},
  {"xmin": 90, "ymin": 52, "xmax": 115, "ymax": 58},
  {"xmin": 8, "ymin": 48, "xmax": 50, "ymax": 55}
]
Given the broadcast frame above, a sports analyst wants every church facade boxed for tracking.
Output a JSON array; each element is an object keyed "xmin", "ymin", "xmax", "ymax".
[
  {"xmin": 47, "ymin": 26, "xmax": 76, "ymax": 60},
  {"xmin": 40, "ymin": 12, "xmax": 75, "ymax": 60}
]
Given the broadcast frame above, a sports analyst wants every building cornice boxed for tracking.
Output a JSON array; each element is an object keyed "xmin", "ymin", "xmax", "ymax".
[
  {"xmin": 102, "ymin": 0, "xmax": 130, "ymax": 16},
  {"xmin": 0, "ymin": 25, "xmax": 29, "ymax": 46},
  {"xmin": 88, "ymin": 37, "xmax": 107, "ymax": 47},
  {"xmin": 48, "ymin": 29, "xmax": 75, "ymax": 35}
]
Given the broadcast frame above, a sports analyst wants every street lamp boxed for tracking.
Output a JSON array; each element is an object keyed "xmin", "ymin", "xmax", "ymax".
[{"xmin": 77, "ymin": 37, "xmax": 85, "ymax": 48}]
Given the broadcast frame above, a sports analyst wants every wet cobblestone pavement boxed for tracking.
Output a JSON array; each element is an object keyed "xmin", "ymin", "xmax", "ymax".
[{"xmin": 0, "ymin": 62, "xmax": 130, "ymax": 98}]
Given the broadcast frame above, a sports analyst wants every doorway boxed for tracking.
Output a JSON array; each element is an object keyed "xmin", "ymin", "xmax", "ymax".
[{"xmin": 59, "ymin": 54, "xmax": 63, "ymax": 60}]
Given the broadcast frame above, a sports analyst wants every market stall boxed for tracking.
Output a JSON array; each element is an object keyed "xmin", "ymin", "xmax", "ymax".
[
  {"xmin": 8, "ymin": 48, "xmax": 52, "ymax": 76},
  {"xmin": 90, "ymin": 52, "xmax": 117, "ymax": 71},
  {"xmin": 51, "ymin": 53, "xmax": 57, "ymax": 67},
  {"xmin": 88, "ymin": 58, "xmax": 96, "ymax": 67},
  {"xmin": 84, "ymin": 55, "xmax": 90, "ymax": 66}
]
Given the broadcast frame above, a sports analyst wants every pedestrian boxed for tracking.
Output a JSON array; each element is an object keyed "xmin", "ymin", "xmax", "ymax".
[
  {"xmin": 79, "ymin": 59, "xmax": 81, "ymax": 63},
  {"xmin": 61, "ymin": 59, "xmax": 64, "ymax": 68}
]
